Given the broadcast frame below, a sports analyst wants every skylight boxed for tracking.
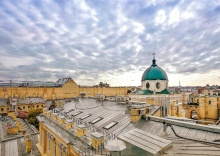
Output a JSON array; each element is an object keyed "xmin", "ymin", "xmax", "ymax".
[
  {"xmin": 104, "ymin": 121, "xmax": 118, "ymax": 130},
  {"xmin": 71, "ymin": 111, "xmax": 82, "ymax": 116},
  {"xmin": 90, "ymin": 117, "xmax": 103, "ymax": 124}
]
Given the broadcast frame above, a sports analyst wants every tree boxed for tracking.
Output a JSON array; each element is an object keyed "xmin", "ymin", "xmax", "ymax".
[{"xmin": 27, "ymin": 109, "xmax": 42, "ymax": 129}]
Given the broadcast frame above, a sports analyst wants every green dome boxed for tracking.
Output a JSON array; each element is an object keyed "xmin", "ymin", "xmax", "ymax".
[{"xmin": 142, "ymin": 59, "xmax": 168, "ymax": 81}]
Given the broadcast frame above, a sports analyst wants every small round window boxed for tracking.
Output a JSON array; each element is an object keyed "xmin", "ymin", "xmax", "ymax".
[
  {"xmin": 156, "ymin": 82, "xmax": 160, "ymax": 89},
  {"xmin": 146, "ymin": 82, "xmax": 150, "ymax": 89}
]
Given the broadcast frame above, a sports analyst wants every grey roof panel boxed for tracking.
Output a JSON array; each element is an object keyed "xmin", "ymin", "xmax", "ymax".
[{"xmin": 119, "ymin": 128, "xmax": 172, "ymax": 155}]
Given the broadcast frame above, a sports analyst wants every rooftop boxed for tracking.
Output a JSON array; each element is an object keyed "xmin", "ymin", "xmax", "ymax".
[
  {"xmin": 0, "ymin": 116, "xmax": 40, "ymax": 156},
  {"xmin": 39, "ymin": 98, "xmax": 220, "ymax": 155}
]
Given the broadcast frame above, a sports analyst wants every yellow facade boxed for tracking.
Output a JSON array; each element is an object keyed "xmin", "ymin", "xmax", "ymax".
[
  {"xmin": 0, "ymin": 105, "xmax": 10, "ymax": 115},
  {"xmin": 130, "ymin": 107, "xmax": 147, "ymax": 122},
  {"xmin": 65, "ymin": 122, "xmax": 74, "ymax": 130},
  {"xmin": 91, "ymin": 132, "xmax": 104, "ymax": 149},
  {"xmin": 75, "ymin": 125, "xmax": 87, "ymax": 138},
  {"xmin": 16, "ymin": 120, "xmax": 23, "ymax": 131},
  {"xmin": 0, "ymin": 78, "xmax": 79, "ymax": 100},
  {"xmin": 24, "ymin": 135, "xmax": 32, "ymax": 153},
  {"xmin": 8, "ymin": 111, "xmax": 17, "ymax": 120},
  {"xmin": 185, "ymin": 96, "xmax": 220, "ymax": 120},
  {"xmin": 7, "ymin": 126, "xmax": 19, "ymax": 134},
  {"xmin": 0, "ymin": 78, "xmax": 130, "ymax": 101},
  {"xmin": 37, "ymin": 121, "xmax": 73, "ymax": 156},
  {"xmin": 169, "ymin": 101, "xmax": 184, "ymax": 117}
]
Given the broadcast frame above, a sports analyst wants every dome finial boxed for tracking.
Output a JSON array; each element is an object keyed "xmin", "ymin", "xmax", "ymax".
[
  {"xmin": 152, "ymin": 52, "xmax": 157, "ymax": 66},
  {"xmin": 152, "ymin": 52, "xmax": 156, "ymax": 60}
]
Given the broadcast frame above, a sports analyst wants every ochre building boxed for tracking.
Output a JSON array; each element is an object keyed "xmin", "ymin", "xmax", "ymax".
[{"xmin": 0, "ymin": 78, "xmax": 131, "ymax": 100}]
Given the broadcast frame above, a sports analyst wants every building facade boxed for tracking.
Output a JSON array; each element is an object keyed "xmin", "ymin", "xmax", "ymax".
[{"xmin": 0, "ymin": 78, "xmax": 130, "ymax": 100}]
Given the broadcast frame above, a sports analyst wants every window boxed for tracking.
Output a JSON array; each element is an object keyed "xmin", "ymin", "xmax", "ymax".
[
  {"xmin": 156, "ymin": 82, "xmax": 160, "ymax": 89},
  {"xmin": 1, "ymin": 108, "xmax": 4, "ymax": 111},
  {"xmin": 23, "ymin": 106, "xmax": 25, "ymax": 109},
  {"xmin": 90, "ymin": 117, "xmax": 103, "ymax": 124},
  {"xmin": 146, "ymin": 82, "xmax": 150, "ymax": 89},
  {"xmin": 7, "ymin": 108, "xmax": 9, "ymax": 110},
  {"xmin": 209, "ymin": 100, "xmax": 211, "ymax": 104},
  {"xmin": 138, "ymin": 109, "xmax": 145, "ymax": 115},
  {"xmin": 18, "ymin": 107, "xmax": 21, "ymax": 110},
  {"xmin": 104, "ymin": 121, "xmax": 118, "ymax": 130},
  {"xmin": 42, "ymin": 105, "xmax": 44, "ymax": 107},
  {"xmin": 28, "ymin": 106, "xmax": 30, "ymax": 109}
]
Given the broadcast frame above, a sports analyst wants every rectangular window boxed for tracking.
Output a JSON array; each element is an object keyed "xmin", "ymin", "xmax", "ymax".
[
  {"xmin": 80, "ymin": 114, "xmax": 91, "ymax": 120},
  {"xmin": 1, "ymin": 108, "xmax": 4, "ymax": 111},
  {"xmin": 104, "ymin": 121, "xmax": 118, "ymax": 130},
  {"xmin": 90, "ymin": 117, "xmax": 103, "ymax": 124},
  {"xmin": 23, "ymin": 106, "xmax": 25, "ymax": 109}
]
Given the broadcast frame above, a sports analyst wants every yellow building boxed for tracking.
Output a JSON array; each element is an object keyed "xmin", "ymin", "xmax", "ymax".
[
  {"xmin": 0, "ymin": 97, "xmax": 46, "ymax": 117},
  {"xmin": 0, "ymin": 99, "xmax": 10, "ymax": 115},
  {"xmin": 15, "ymin": 97, "xmax": 46, "ymax": 112},
  {"xmin": 185, "ymin": 95, "xmax": 220, "ymax": 120},
  {"xmin": 0, "ymin": 78, "xmax": 79, "ymax": 100},
  {"xmin": 0, "ymin": 78, "xmax": 130, "ymax": 100}
]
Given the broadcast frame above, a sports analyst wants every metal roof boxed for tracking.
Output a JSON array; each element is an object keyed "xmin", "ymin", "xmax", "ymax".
[
  {"xmin": 119, "ymin": 128, "xmax": 172, "ymax": 155},
  {"xmin": 40, "ymin": 98, "xmax": 220, "ymax": 155},
  {"xmin": 0, "ymin": 77, "xmax": 71, "ymax": 87}
]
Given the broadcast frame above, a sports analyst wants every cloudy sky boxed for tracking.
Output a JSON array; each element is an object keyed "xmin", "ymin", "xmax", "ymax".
[{"xmin": 0, "ymin": 0, "xmax": 220, "ymax": 86}]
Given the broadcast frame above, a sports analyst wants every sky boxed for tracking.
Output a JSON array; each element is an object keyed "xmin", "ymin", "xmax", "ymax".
[{"xmin": 0, "ymin": 0, "xmax": 220, "ymax": 87}]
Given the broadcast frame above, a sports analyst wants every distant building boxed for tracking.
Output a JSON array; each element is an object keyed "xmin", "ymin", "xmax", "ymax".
[{"xmin": 0, "ymin": 77, "xmax": 130, "ymax": 100}]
